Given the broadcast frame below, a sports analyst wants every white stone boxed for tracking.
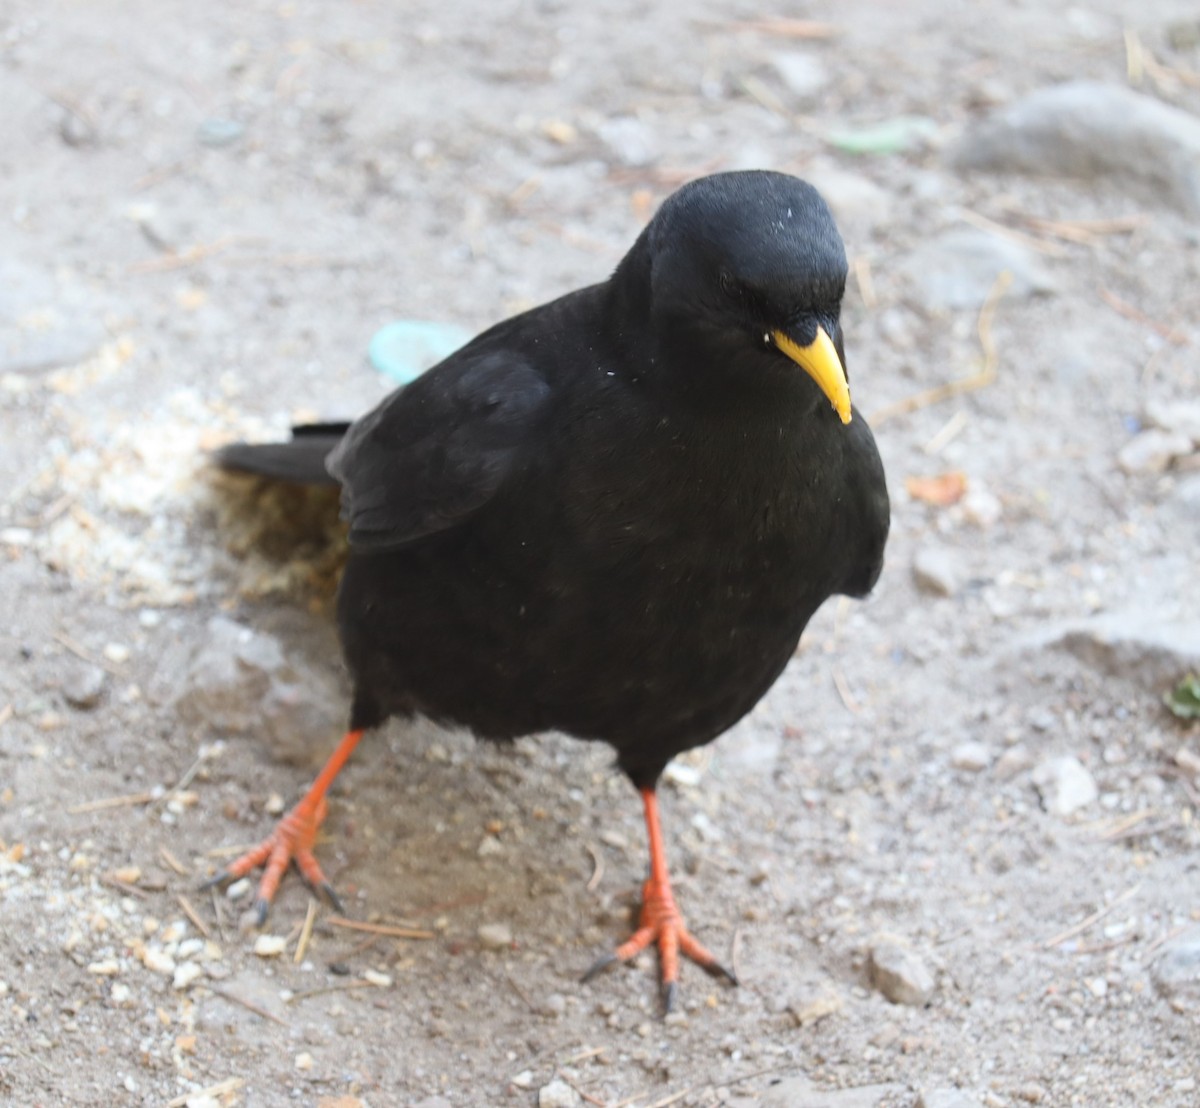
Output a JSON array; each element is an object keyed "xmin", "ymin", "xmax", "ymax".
[
  {"xmin": 478, "ymin": 923, "xmax": 513, "ymax": 950},
  {"xmin": 1032, "ymin": 756, "xmax": 1097, "ymax": 816},
  {"xmin": 538, "ymin": 1078, "xmax": 583, "ymax": 1108}
]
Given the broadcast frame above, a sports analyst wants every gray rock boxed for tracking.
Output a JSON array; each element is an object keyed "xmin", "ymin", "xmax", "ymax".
[
  {"xmin": 901, "ymin": 227, "xmax": 1055, "ymax": 311},
  {"xmin": 1142, "ymin": 398, "xmax": 1200, "ymax": 446},
  {"xmin": 1040, "ymin": 612, "xmax": 1200, "ymax": 685},
  {"xmin": 62, "ymin": 663, "xmax": 106, "ymax": 710},
  {"xmin": 411, "ymin": 1098, "xmax": 453, "ymax": 1108},
  {"xmin": 994, "ymin": 743, "xmax": 1035, "ymax": 780},
  {"xmin": 597, "ymin": 116, "xmax": 659, "ymax": 167},
  {"xmin": 196, "ymin": 118, "xmax": 245, "ymax": 147},
  {"xmin": 770, "ymin": 51, "xmax": 829, "ymax": 100},
  {"xmin": 805, "ymin": 164, "xmax": 893, "ymax": 226},
  {"xmin": 912, "ymin": 546, "xmax": 965, "ymax": 597},
  {"xmin": 868, "ymin": 936, "xmax": 935, "ymax": 1006},
  {"xmin": 951, "ymin": 81, "xmax": 1200, "ymax": 214},
  {"xmin": 1175, "ymin": 473, "xmax": 1200, "ymax": 513},
  {"xmin": 1147, "ymin": 926, "xmax": 1200, "ymax": 1013},
  {"xmin": 1031, "ymin": 756, "xmax": 1097, "ymax": 817},
  {"xmin": 0, "ymin": 258, "xmax": 107, "ymax": 376},
  {"xmin": 761, "ymin": 1077, "xmax": 905, "ymax": 1107},
  {"xmin": 538, "ymin": 1078, "xmax": 583, "ymax": 1108},
  {"xmin": 1117, "ymin": 429, "xmax": 1194, "ymax": 474},
  {"xmin": 1153, "ymin": 929, "xmax": 1200, "ymax": 1007},
  {"xmin": 920, "ymin": 1090, "xmax": 983, "ymax": 1108},
  {"xmin": 172, "ymin": 617, "xmax": 343, "ymax": 767}
]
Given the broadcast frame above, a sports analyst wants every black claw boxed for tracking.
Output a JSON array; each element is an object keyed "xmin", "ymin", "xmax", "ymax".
[
  {"xmin": 661, "ymin": 980, "xmax": 678, "ymax": 1015},
  {"xmin": 319, "ymin": 881, "xmax": 346, "ymax": 915},
  {"xmin": 704, "ymin": 960, "xmax": 739, "ymax": 987},
  {"xmin": 199, "ymin": 870, "xmax": 231, "ymax": 892},
  {"xmin": 581, "ymin": 952, "xmax": 618, "ymax": 984},
  {"xmin": 253, "ymin": 898, "xmax": 270, "ymax": 927}
]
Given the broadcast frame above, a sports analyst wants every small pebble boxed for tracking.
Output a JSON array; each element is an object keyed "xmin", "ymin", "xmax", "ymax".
[
  {"xmin": 919, "ymin": 1089, "xmax": 983, "ymax": 1108},
  {"xmin": 789, "ymin": 988, "xmax": 843, "ymax": 1027},
  {"xmin": 477, "ymin": 835, "xmax": 504, "ymax": 856},
  {"xmin": 951, "ymin": 741, "xmax": 992, "ymax": 772},
  {"xmin": 226, "ymin": 877, "xmax": 251, "ymax": 901},
  {"xmin": 962, "ymin": 485, "xmax": 1002, "ymax": 528},
  {"xmin": 87, "ymin": 958, "xmax": 121, "ymax": 976},
  {"xmin": 869, "ymin": 936, "xmax": 935, "ymax": 1006},
  {"xmin": 294, "ymin": 1051, "xmax": 314, "ymax": 1071},
  {"xmin": 994, "ymin": 744, "xmax": 1034, "ymax": 780},
  {"xmin": 478, "ymin": 922, "xmax": 513, "ymax": 950},
  {"xmin": 142, "ymin": 949, "xmax": 176, "ymax": 976},
  {"xmin": 63, "ymin": 663, "xmax": 106, "ymax": 709},
  {"xmin": 253, "ymin": 934, "xmax": 288, "ymax": 958},
  {"xmin": 1151, "ymin": 928, "xmax": 1200, "ymax": 1006},
  {"xmin": 196, "ymin": 118, "xmax": 245, "ymax": 147},
  {"xmin": 1117, "ymin": 429, "xmax": 1193, "ymax": 474},
  {"xmin": 912, "ymin": 546, "xmax": 964, "ymax": 597},
  {"xmin": 362, "ymin": 969, "xmax": 392, "ymax": 988},
  {"xmin": 1031, "ymin": 756, "xmax": 1097, "ymax": 817},
  {"xmin": 172, "ymin": 962, "xmax": 203, "ymax": 990},
  {"xmin": 538, "ymin": 1077, "xmax": 583, "ymax": 1107}
]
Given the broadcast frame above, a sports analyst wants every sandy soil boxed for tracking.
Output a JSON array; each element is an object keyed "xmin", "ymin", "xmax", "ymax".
[{"xmin": 2, "ymin": 2, "xmax": 1199, "ymax": 1106}]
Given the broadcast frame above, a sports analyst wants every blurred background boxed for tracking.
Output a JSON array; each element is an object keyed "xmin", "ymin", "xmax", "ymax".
[{"xmin": 1, "ymin": 2, "xmax": 1198, "ymax": 1106}]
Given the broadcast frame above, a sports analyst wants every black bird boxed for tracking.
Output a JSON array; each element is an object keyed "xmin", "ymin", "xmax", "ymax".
[{"xmin": 210, "ymin": 170, "xmax": 890, "ymax": 1009}]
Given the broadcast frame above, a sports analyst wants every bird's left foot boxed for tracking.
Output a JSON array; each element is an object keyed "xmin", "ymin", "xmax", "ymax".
[
  {"xmin": 201, "ymin": 795, "xmax": 343, "ymax": 925},
  {"xmin": 583, "ymin": 874, "xmax": 737, "ymax": 1013}
]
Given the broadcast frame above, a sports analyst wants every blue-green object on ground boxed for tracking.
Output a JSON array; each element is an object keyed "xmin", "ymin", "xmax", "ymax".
[
  {"xmin": 369, "ymin": 320, "xmax": 474, "ymax": 385},
  {"xmin": 828, "ymin": 115, "xmax": 938, "ymax": 155}
]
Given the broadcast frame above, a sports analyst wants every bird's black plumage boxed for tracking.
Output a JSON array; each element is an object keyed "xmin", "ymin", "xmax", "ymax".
[{"xmin": 212, "ymin": 170, "xmax": 889, "ymax": 1003}]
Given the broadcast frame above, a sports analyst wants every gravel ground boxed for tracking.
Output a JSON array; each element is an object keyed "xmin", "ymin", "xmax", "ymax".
[{"xmin": 2, "ymin": 2, "xmax": 1199, "ymax": 1106}]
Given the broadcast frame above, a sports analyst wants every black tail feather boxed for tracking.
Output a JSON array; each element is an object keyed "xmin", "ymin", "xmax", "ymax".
[{"xmin": 214, "ymin": 423, "xmax": 350, "ymax": 485}]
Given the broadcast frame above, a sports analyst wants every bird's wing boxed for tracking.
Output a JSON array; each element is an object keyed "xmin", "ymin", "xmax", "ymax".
[{"xmin": 327, "ymin": 353, "xmax": 552, "ymax": 549}]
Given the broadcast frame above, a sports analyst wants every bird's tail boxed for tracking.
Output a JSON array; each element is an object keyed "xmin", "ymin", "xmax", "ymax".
[{"xmin": 213, "ymin": 422, "xmax": 350, "ymax": 485}]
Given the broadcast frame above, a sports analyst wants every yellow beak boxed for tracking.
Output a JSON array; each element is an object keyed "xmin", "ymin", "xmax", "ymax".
[{"xmin": 771, "ymin": 326, "xmax": 852, "ymax": 425}]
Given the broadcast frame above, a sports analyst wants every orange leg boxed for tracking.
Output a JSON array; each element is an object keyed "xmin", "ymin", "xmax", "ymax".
[
  {"xmin": 203, "ymin": 728, "xmax": 365, "ymax": 924},
  {"xmin": 583, "ymin": 786, "xmax": 737, "ymax": 1012}
]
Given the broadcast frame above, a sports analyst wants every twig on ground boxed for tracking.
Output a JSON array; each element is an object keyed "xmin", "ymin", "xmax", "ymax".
[
  {"xmin": 159, "ymin": 846, "xmax": 189, "ymax": 876},
  {"xmin": 210, "ymin": 987, "xmax": 287, "ymax": 1025},
  {"xmin": 1099, "ymin": 288, "xmax": 1189, "ymax": 345},
  {"xmin": 54, "ymin": 632, "xmax": 126, "ymax": 676},
  {"xmin": 327, "ymin": 916, "xmax": 435, "ymax": 940},
  {"xmin": 166, "ymin": 1077, "xmax": 245, "ymax": 1107},
  {"xmin": 1041, "ymin": 884, "xmax": 1141, "ymax": 949},
  {"xmin": 176, "ymin": 893, "xmax": 211, "ymax": 939},
  {"xmin": 586, "ymin": 842, "xmax": 605, "ymax": 893},
  {"xmin": 69, "ymin": 792, "xmax": 154, "ymax": 815},
  {"xmin": 294, "ymin": 897, "xmax": 319, "ymax": 964},
  {"xmin": 870, "ymin": 269, "xmax": 1012, "ymax": 424}
]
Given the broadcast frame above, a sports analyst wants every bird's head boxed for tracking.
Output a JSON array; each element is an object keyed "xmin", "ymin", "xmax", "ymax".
[{"xmin": 641, "ymin": 170, "xmax": 852, "ymax": 424}]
